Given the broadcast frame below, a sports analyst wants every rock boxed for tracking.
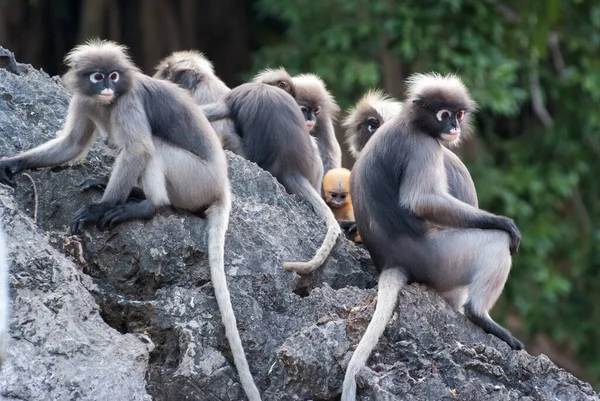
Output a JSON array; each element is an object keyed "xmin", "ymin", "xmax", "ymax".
[{"xmin": 0, "ymin": 53, "xmax": 597, "ymax": 401}]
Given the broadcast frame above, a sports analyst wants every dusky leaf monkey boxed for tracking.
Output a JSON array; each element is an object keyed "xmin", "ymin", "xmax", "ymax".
[
  {"xmin": 322, "ymin": 168, "xmax": 361, "ymax": 243},
  {"xmin": 201, "ymin": 83, "xmax": 341, "ymax": 274},
  {"xmin": 0, "ymin": 40, "xmax": 261, "ymax": 401},
  {"xmin": 0, "ymin": 225, "xmax": 8, "ymax": 368},
  {"xmin": 343, "ymin": 89, "xmax": 478, "ymax": 208},
  {"xmin": 153, "ymin": 51, "xmax": 243, "ymax": 155},
  {"xmin": 253, "ymin": 68, "xmax": 343, "ymax": 176},
  {"xmin": 342, "ymin": 73, "xmax": 523, "ymax": 401}
]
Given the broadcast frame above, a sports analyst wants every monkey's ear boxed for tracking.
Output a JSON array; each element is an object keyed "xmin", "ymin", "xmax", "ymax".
[{"xmin": 171, "ymin": 69, "xmax": 202, "ymax": 91}]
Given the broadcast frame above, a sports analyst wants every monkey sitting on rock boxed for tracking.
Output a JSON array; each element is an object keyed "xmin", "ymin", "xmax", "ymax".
[
  {"xmin": 0, "ymin": 39, "xmax": 261, "ymax": 401},
  {"xmin": 342, "ymin": 73, "xmax": 523, "ymax": 401}
]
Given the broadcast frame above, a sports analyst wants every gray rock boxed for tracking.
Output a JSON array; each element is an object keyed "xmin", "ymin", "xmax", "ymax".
[{"xmin": 0, "ymin": 53, "xmax": 597, "ymax": 401}]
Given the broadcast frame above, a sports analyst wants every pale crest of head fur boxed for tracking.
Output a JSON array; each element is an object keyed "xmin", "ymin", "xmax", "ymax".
[
  {"xmin": 292, "ymin": 73, "xmax": 340, "ymax": 118},
  {"xmin": 155, "ymin": 50, "xmax": 215, "ymax": 76},
  {"xmin": 404, "ymin": 72, "xmax": 478, "ymax": 146},
  {"xmin": 64, "ymin": 38, "xmax": 135, "ymax": 71},
  {"xmin": 253, "ymin": 67, "xmax": 292, "ymax": 84},
  {"xmin": 343, "ymin": 89, "xmax": 403, "ymax": 157}
]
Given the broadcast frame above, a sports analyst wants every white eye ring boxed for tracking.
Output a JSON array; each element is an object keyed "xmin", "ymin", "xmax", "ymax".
[
  {"xmin": 109, "ymin": 72, "xmax": 120, "ymax": 82},
  {"xmin": 89, "ymin": 73, "xmax": 104, "ymax": 83},
  {"xmin": 436, "ymin": 109, "xmax": 451, "ymax": 121}
]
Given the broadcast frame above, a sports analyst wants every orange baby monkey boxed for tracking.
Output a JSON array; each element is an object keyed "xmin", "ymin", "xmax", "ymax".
[{"xmin": 323, "ymin": 168, "xmax": 362, "ymax": 242}]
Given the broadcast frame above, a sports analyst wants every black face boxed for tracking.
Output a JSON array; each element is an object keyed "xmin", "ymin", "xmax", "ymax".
[
  {"xmin": 413, "ymin": 99, "xmax": 467, "ymax": 143},
  {"xmin": 299, "ymin": 103, "xmax": 320, "ymax": 132},
  {"xmin": 353, "ymin": 110, "xmax": 382, "ymax": 154},
  {"xmin": 81, "ymin": 69, "xmax": 124, "ymax": 103}
]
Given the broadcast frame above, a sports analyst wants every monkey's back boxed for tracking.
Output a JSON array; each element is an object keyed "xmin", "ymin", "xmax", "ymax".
[
  {"xmin": 136, "ymin": 75, "xmax": 225, "ymax": 166},
  {"xmin": 224, "ymin": 83, "xmax": 320, "ymax": 188},
  {"xmin": 351, "ymin": 122, "xmax": 429, "ymax": 271}
]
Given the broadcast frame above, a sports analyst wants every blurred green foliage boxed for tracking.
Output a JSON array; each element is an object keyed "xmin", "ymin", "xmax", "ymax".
[{"xmin": 253, "ymin": 0, "xmax": 600, "ymax": 384}]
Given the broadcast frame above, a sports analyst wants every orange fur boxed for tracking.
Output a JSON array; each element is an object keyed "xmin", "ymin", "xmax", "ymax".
[{"xmin": 323, "ymin": 168, "xmax": 362, "ymax": 243}]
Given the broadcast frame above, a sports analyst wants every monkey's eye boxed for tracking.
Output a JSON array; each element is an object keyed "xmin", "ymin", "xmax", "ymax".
[
  {"xmin": 436, "ymin": 109, "xmax": 451, "ymax": 122},
  {"xmin": 366, "ymin": 117, "xmax": 380, "ymax": 133},
  {"xmin": 109, "ymin": 72, "xmax": 120, "ymax": 82},
  {"xmin": 456, "ymin": 110, "xmax": 465, "ymax": 122},
  {"xmin": 313, "ymin": 107, "xmax": 321, "ymax": 115},
  {"xmin": 89, "ymin": 73, "xmax": 104, "ymax": 83},
  {"xmin": 277, "ymin": 80, "xmax": 288, "ymax": 89},
  {"xmin": 300, "ymin": 106, "xmax": 308, "ymax": 113}
]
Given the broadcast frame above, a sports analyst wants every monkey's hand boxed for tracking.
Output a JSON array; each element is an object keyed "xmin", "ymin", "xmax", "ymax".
[
  {"xmin": 497, "ymin": 217, "xmax": 521, "ymax": 254},
  {"xmin": 0, "ymin": 159, "xmax": 23, "ymax": 187},
  {"xmin": 79, "ymin": 177, "xmax": 109, "ymax": 193},
  {"xmin": 339, "ymin": 220, "xmax": 357, "ymax": 235},
  {"xmin": 70, "ymin": 203, "xmax": 112, "ymax": 235}
]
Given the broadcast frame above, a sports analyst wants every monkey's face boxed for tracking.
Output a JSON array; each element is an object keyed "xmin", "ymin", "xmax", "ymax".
[
  {"xmin": 354, "ymin": 110, "xmax": 381, "ymax": 151},
  {"xmin": 299, "ymin": 102, "xmax": 320, "ymax": 132},
  {"xmin": 324, "ymin": 190, "xmax": 350, "ymax": 208},
  {"xmin": 413, "ymin": 99, "xmax": 467, "ymax": 145},
  {"xmin": 81, "ymin": 68, "xmax": 128, "ymax": 104},
  {"xmin": 323, "ymin": 168, "xmax": 352, "ymax": 208}
]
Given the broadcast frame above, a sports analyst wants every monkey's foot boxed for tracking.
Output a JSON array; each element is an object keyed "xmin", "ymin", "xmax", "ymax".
[
  {"xmin": 79, "ymin": 177, "xmax": 109, "ymax": 193},
  {"xmin": 70, "ymin": 202, "xmax": 112, "ymax": 235},
  {"xmin": 97, "ymin": 200, "xmax": 156, "ymax": 230}
]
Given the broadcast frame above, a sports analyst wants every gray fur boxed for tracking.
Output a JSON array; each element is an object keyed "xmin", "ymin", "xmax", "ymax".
[
  {"xmin": 0, "ymin": 39, "xmax": 261, "ymax": 401},
  {"xmin": 153, "ymin": 51, "xmax": 243, "ymax": 155},
  {"xmin": 344, "ymin": 89, "xmax": 478, "ymax": 207},
  {"xmin": 343, "ymin": 73, "xmax": 522, "ymax": 401},
  {"xmin": 204, "ymin": 82, "xmax": 340, "ymax": 273},
  {"xmin": 254, "ymin": 69, "xmax": 343, "ymax": 177},
  {"xmin": 0, "ymin": 224, "xmax": 9, "ymax": 368}
]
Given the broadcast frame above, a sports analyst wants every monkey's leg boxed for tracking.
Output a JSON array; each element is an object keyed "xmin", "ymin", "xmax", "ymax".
[
  {"xmin": 80, "ymin": 177, "xmax": 146, "ymax": 201},
  {"xmin": 463, "ymin": 231, "xmax": 524, "ymax": 350},
  {"xmin": 427, "ymin": 229, "xmax": 523, "ymax": 350}
]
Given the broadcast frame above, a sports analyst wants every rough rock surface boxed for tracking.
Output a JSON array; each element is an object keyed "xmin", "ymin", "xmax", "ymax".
[{"xmin": 0, "ymin": 48, "xmax": 597, "ymax": 401}]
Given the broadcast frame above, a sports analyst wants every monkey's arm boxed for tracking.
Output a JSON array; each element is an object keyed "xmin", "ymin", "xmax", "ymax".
[
  {"xmin": 71, "ymin": 105, "xmax": 153, "ymax": 234},
  {"xmin": 320, "ymin": 121, "xmax": 342, "ymax": 173},
  {"xmin": 201, "ymin": 102, "xmax": 231, "ymax": 122},
  {"xmin": 412, "ymin": 193, "xmax": 521, "ymax": 253},
  {"xmin": 0, "ymin": 101, "xmax": 96, "ymax": 185}
]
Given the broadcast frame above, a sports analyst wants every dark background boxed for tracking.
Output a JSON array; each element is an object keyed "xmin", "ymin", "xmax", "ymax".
[{"xmin": 2, "ymin": 0, "xmax": 600, "ymax": 388}]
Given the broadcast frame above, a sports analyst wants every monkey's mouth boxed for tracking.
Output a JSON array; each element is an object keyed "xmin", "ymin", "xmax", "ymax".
[
  {"xmin": 98, "ymin": 94, "xmax": 114, "ymax": 102},
  {"xmin": 305, "ymin": 121, "xmax": 316, "ymax": 131},
  {"xmin": 441, "ymin": 129, "xmax": 460, "ymax": 142}
]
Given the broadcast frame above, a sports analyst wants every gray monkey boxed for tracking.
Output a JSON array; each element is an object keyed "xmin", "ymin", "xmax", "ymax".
[
  {"xmin": 342, "ymin": 73, "xmax": 522, "ymax": 401},
  {"xmin": 0, "ymin": 40, "xmax": 261, "ymax": 401}
]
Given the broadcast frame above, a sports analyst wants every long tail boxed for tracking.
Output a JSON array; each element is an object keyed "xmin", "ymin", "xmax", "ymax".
[
  {"xmin": 206, "ymin": 193, "xmax": 261, "ymax": 401},
  {"xmin": 282, "ymin": 174, "xmax": 341, "ymax": 274},
  {"xmin": 341, "ymin": 269, "xmax": 407, "ymax": 401},
  {"xmin": 0, "ymin": 224, "xmax": 9, "ymax": 368},
  {"xmin": 202, "ymin": 102, "xmax": 231, "ymax": 122}
]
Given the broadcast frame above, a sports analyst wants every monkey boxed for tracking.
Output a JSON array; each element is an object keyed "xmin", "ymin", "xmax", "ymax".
[
  {"xmin": 343, "ymin": 89, "xmax": 478, "ymax": 208},
  {"xmin": 201, "ymin": 82, "xmax": 341, "ymax": 275},
  {"xmin": 322, "ymin": 168, "xmax": 362, "ymax": 243},
  {"xmin": 153, "ymin": 51, "xmax": 243, "ymax": 155},
  {"xmin": 323, "ymin": 168, "xmax": 353, "ymax": 221},
  {"xmin": 0, "ymin": 224, "xmax": 9, "ymax": 368},
  {"xmin": 342, "ymin": 73, "xmax": 523, "ymax": 401},
  {"xmin": 253, "ymin": 69, "xmax": 343, "ymax": 176},
  {"xmin": 0, "ymin": 40, "xmax": 261, "ymax": 401}
]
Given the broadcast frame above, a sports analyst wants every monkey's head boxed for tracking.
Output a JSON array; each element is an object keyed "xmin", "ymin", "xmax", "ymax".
[
  {"xmin": 343, "ymin": 90, "xmax": 403, "ymax": 158},
  {"xmin": 293, "ymin": 74, "xmax": 340, "ymax": 133},
  {"xmin": 253, "ymin": 67, "xmax": 297, "ymax": 98},
  {"xmin": 153, "ymin": 51, "xmax": 215, "ymax": 93},
  {"xmin": 63, "ymin": 39, "xmax": 137, "ymax": 105},
  {"xmin": 405, "ymin": 73, "xmax": 477, "ymax": 147},
  {"xmin": 323, "ymin": 168, "xmax": 352, "ymax": 209}
]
